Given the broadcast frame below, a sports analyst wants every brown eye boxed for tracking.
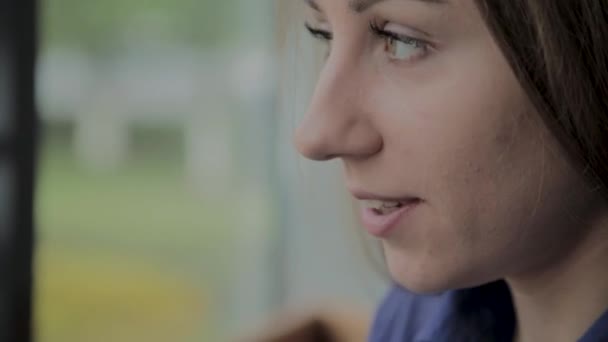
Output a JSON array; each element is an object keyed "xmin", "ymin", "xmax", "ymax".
[
  {"xmin": 370, "ymin": 22, "xmax": 429, "ymax": 63},
  {"xmin": 384, "ymin": 36, "xmax": 423, "ymax": 61}
]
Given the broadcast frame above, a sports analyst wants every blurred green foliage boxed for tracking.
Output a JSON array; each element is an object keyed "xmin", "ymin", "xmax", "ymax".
[
  {"xmin": 40, "ymin": 0, "xmax": 242, "ymax": 54},
  {"xmin": 35, "ymin": 1, "xmax": 276, "ymax": 339},
  {"xmin": 35, "ymin": 124, "xmax": 238, "ymax": 341}
]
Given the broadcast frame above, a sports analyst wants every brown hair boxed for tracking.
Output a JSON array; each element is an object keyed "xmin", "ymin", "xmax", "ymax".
[{"xmin": 475, "ymin": 0, "xmax": 608, "ymax": 196}]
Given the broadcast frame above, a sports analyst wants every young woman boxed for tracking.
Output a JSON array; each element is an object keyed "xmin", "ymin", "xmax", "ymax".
[{"xmin": 294, "ymin": 0, "xmax": 608, "ymax": 341}]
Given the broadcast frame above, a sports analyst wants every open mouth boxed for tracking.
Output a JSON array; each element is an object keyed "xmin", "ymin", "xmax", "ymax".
[
  {"xmin": 357, "ymin": 197, "xmax": 422, "ymax": 237},
  {"xmin": 361, "ymin": 199, "xmax": 419, "ymax": 215}
]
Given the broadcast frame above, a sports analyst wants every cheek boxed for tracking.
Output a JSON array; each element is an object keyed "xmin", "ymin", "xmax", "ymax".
[
  {"xmin": 386, "ymin": 103, "xmax": 585, "ymax": 290},
  {"xmin": 365, "ymin": 28, "xmax": 593, "ymax": 290},
  {"xmin": 370, "ymin": 50, "xmax": 572, "ymax": 288},
  {"xmin": 375, "ymin": 58, "xmax": 531, "ymax": 207},
  {"xmin": 381, "ymin": 121, "xmax": 557, "ymax": 292}
]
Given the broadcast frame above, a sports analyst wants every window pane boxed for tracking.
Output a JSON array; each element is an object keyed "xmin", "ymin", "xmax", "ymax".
[
  {"xmin": 35, "ymin": 1, "xmax": 385, "ymax": 341},
  {"xmin": 35, "ymin": 1, "xmax": 277, "ymax": 341}
]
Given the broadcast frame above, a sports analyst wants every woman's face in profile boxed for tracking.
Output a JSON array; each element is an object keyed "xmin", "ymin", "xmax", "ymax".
[{"xmin": 295, "ymin": 0, "xmax": 595, "ymax": 293}]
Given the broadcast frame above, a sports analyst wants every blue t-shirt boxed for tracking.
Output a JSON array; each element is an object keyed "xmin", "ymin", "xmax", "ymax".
[{"xmin": 369, "ymin": 281, "xmax": 608, "ymax": 342}]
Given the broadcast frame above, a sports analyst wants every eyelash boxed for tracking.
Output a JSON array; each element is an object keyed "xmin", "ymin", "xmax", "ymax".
[
  {"xmin": 304, "ymin": 21, "xmax": 430, "ymax": 62},
  {"xmin": 304, "ymin": 23, "xmax": 333, "ymax": 41},
  {"xmin": 368, "ymin": 21, "xmax": 428, "ymax": 51}
]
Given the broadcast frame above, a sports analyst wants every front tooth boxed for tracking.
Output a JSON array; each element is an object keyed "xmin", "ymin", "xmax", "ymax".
[
  {"xmin": 382, "ymin": 201, "xmax": 402, "ymax": 208},
  {"xmin": 362, "ymin": 200, "xmax": 402, "ymax": 209},
  {"xmin": 363, "ymin": 200, "xmax": 384, "ymax": 209}
]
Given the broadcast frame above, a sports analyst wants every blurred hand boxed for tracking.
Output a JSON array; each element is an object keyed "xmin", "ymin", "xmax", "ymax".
[{"xmin": 236, "ymin": 307, "xmax": 370, "ymax": 342}]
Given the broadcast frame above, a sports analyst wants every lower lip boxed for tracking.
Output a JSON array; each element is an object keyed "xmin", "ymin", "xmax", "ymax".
[{"xmin": 360, "ymin": 200, "xmax": 420, "ymax": 237}]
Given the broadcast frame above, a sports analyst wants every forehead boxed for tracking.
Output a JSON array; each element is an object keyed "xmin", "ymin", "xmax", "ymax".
[
  {"xmin": 304, "ymin": 0, "xmax": 450, "ymax": 13},
  {"xmin": 303, "ymin": 0, "xmax": 484, "ymax": 38}
]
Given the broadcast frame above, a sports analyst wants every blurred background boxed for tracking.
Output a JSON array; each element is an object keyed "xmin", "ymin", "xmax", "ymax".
[{"xmin": 34, "ymin": 1, "xmax": 387, "ymax": 341}]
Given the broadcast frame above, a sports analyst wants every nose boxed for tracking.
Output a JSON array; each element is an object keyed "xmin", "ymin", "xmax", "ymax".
[{"xmin": 294, "ymin": 55, "xmax": 383, "ymax": 161}]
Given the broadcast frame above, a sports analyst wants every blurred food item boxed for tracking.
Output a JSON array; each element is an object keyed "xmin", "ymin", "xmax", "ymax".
[{"xmin": 238, "ymin": 306, "xmax": 371, "ymax": 342}]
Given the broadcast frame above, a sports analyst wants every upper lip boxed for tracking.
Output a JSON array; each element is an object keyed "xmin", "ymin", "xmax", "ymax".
[{"xmin": 349, "ymin": 188, "xmax": 421, "ymax": 203}]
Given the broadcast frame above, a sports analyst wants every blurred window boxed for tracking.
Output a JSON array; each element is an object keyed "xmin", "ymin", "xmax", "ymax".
[
  {"xmin": 34, "ymin": 1, "xmax": 385, "ymax": 341},
  {"xmin": 35, "ymin": 1, "xmax": 278, "ymax": 341}
]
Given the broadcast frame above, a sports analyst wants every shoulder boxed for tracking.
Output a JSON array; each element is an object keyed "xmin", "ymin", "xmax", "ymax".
[
  {"xmin": 580, "ymin": 308, "xmax": 608, "ymax": 342},
  {"xmin": 368, "ymin": 281, "xmax": 515, "ymax": 342},
  {"xmin": 368, "ymin": 284, "xmax": 455, "ymax": 342}
]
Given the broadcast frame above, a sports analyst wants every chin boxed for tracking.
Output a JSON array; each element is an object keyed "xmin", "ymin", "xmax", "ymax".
[{"xmin": 383, "ymin": 246, "xmax": 481, "ymax": 295}]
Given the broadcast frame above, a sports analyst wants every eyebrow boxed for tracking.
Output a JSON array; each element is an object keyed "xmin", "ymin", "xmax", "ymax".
[{"xmin": 304, "ymin": 0, "xmax": 447, "ymax": 13}]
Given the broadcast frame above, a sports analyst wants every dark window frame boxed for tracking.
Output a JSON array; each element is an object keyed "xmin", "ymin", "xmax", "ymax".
[{"xmin": 0, "ymin": 0, "xmax": 38, "ymax": 341}]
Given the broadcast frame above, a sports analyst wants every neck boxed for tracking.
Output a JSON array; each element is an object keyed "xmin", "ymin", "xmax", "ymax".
[{"xmin": 507, "ymin": 214, "xmax": 608, "ymax": 342}]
